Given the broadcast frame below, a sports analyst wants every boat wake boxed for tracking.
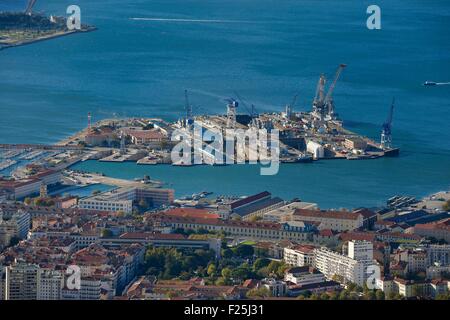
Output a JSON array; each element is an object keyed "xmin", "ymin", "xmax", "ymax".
[{"xmin": 130, "ymin": 17, "xmax": 255, "ymax": 24}]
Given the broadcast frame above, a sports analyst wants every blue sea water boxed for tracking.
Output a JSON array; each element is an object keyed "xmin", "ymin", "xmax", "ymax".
[
  {"xmin": 48, "ymin": 183, "xmax": 113, "ymax": 198},
  {"xmin": 1, "ymin": 0, "xmax": 449, "ymax": 208}
]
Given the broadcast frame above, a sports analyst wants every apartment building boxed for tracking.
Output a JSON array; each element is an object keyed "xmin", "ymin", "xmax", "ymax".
[
  {"xmin": 313, "ymin": 240, "xmax": 375, "ymax": 286},
  {"xmin": 394, "ymin": 249, "xmax": 427, "ymax": 273},
  {"xmin": 0, "ymin": 267, "xmax": 5, "ymax": 300},
  {"xmin": 426, "ymin": 244, "xmax": 450, "ymax": 266},
  {"xmin": 375, "ymin": 276, "xmax": 395, "ymax": 296},
  {"xmin": 4, "ymin": 260, "xmax": 40, "ymax": 300},
  {"xmin": 284, "ymin": 245, "xmax": 316, "ymax": 267},
  {"xmin": 62, "ymin": 278, "xmax": 102, "ymax": 300},
  {"xmin": 0, "ymin": 209, "xmax": 31, "ymax": 250},
  {"xmin": 38, "ymin": 269, "xmax": 64, "ymax": 300}
]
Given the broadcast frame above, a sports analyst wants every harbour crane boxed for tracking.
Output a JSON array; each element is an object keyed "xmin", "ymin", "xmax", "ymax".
[
  {"xmin": 381, "ymin": 97, "xmax": 395, "ymax": 149},
  {"xmin": 25, "ymin": 0, "xmax": 37, "ymax": 15},
  {"xmin": 312, "ymin": 74, "xmax": 326, "ymax": 118},
  {"xmin": 285, "ymin": 92, "xmax": 299, "ymax": 119},
  {"xmin": 233, "ymin": 91, "xmax": 257, "ymax": 118},
  {"xmin": 289, "ymin": 93, "xmax": 298, "ymax": 109},
  {"xmin": 324, "ymin": 63, "xmax": 346, "ymax": 119},
  {"xmin": 184, "ymin": 89, "xmax": 193, "ymax": 127},
  {"xmin": 225, "ymin": 98, "xmax": 239, "ymax": 129}
]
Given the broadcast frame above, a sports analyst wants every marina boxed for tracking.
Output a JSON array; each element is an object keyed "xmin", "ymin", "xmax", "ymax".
[{"xmin": 0, "ymin": 159, "xmax": 17, "ymax": 171}]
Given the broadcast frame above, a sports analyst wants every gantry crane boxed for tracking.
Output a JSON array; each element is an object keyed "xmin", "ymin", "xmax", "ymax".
[
  {"xmin": 25, "ymin": 0, "xmax": 37, "ymax": 15},
  {"xmin": 324, "ymin": 63, "xmax": 346, "ymax": 120},
  {"xmin": 184, "ymin": 89, "xmax": 193, "ymax": 127},
  {"xmin": 381, "ymin": 98, "xmax": 395, "ymax": 149},
  {"xmin": 312, "ymin": 74, "xmax": 326, "ymax": 119},
  {"xmin": 312, "ymin": 64, "xmax": 346, "ymax": 121}
]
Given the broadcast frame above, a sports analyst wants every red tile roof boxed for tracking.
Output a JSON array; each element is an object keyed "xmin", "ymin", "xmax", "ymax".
[
  {"xmin": 164, "ymin": 208, "xmax": 219, "ymax": 219},
  {"xmin": 294, "ymin": 208, "xmax": 362, "ymax": 220},
  {"xmin": 148, "ymin": 213, "xmax": 282, "ymax": 230},
  {"xmin": 119, "ymin": 232, "xmax": 185, "ymax": 240},
  {"xmin": 123, "ymin": 129, "xmax": 166, "ymax": 140},
  {"xmin": 415, "ymin": 218, "xmax": 450, "ymax": 231},
  {"xmin": 339, "ymin": 231, "xmax": 377, "ymax": 242}
]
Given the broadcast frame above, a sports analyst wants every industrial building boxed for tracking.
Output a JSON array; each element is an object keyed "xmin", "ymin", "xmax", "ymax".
[
  {"xmin": 293, "ymin": 208, "xmax": 365, "ymax": 232},
  {"xmin": 78, "ymin": 186, "xmax": 174, "ymax": 213}
]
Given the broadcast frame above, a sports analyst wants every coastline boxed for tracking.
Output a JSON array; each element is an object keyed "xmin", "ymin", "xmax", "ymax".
[{"xmin": 0, "ymin": 26, "xmax": 97, "ymax": 51}]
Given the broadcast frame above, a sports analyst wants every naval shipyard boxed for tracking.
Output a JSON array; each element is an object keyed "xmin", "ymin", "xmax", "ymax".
[{"xmin": 0, "ymin": 64, "xmax": 399, "ymax": 179}]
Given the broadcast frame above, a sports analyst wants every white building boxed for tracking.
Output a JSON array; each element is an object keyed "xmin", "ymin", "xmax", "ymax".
[
  {"xmin": 62, "ymin": 278, "xmax": 102, "ymax": 300},
  {"xmin": 0, "ymin": 267, "xmax": 5, "ymax": 300},
  {"xmin": 78, "ymin": 198, "xmax": 133, "ymax": 214},
  {"xmin": 0, "ymin": 209, "xmax": 31, "ymax": 249},
  {"xmin": 5, "ymin": 260, "xmax": 40, "ymax": 300},
  {"xmin": 348, "ymin": 240, "xmax": 373, "ymax": 262},
  {"xmin": 306, "ymin": 141, "xmax": 324, "ymax": 159},
  {"xmin": 426, "ymin": 244, "xmax": 450, "ymax": 266},
  {"xmin": 284, "ymin": 266, "xmax": 326, "ymax": 286},
  {"xmin": 284, "ymin": 245, "xmax": 315, "ymax": 267},
  {"xmin": 375, "ymin": 276, "xmax": 395, "ymax": 296},
  {"xmin": 313, "ymin": 240, "xmax": 375, "ymax": 286},
  {"xmin": 427, "ymin": 265, "xmax": 450, "ymax": 280},
  {"xmin": 78, "ymin": 187, "xmax": 174, "ymax": 214},
  {"xmin": 38, "ymin": 270, "xmax": 64, "ymax": 300},
  {"xmin": 293, "ymin": 209, "xmax": 364, "ymax": 232},
  {"xmin": 261, "ymin": 278, "xmax": 287, "ymax": 297},
  {"xmin": 264, "ymin": 201, "xmax": 318, "ymax": 222}
]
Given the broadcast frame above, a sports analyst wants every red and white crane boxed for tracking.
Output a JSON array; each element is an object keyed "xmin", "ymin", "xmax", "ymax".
[{"xmin": 24, "ymin": 0, "xmax": 37, "ymax": 15}]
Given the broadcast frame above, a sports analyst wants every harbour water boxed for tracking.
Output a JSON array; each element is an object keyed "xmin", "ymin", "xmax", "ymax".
[{"xmin": 1, "ymin": 0, "xmax": 449, "ymax": 208}]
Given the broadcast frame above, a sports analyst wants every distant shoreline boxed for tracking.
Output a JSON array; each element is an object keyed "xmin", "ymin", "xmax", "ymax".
[{"xmin": 0, "ymin": 26, "xmax": 97, "ymax": 51}]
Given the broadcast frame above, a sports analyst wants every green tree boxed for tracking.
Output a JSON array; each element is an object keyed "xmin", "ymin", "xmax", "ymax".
[
  {"xmin": 231, "ymin": 264, "xmax": 252, "ymax": 281},
  {"xmin": 222, "ymin": 248, "xmax": 233, "ymax": 259},
  {"xmin": 234, "ymin": 244, "xmax": 254, "ymax": 258},
  {"xmin": 375, "ymin": 290, "xmax": 385, "ymax": 300},
  {"xmin": 101, "ymin": 229, "xmax": 113, "ymax": 238},
  {"xmin": 246, "ymin": 287, "xmax": 272, "ymax": 299},
  {"xmin": 215, "ymin": 277, "xmax": 227, "ymax": 286},
  {"xmin": 253, "ymin": 258, "xmax": 270, "ymax": 271},
  {"xmin": 332, "ymin": 274, "xmax": 344, "ymax": 284},
  {"xmin": 339, "ymin": 290, "xmax": 350, "ymax": 300},
  {"xmin": 436, "ymin": 293, "xmax": 450, "ymax": 300},
  {"xmin": 221, "ymin": 267, "xmax": 232, "ymax": 279},
  {"xmin": 320, "ymin": 293, "xmax": 330, "ymax": 300},
  {"xmin": 365, "ymin": 290, "xmax": 377, "ymax": 300},
  {"xmin": 254, "ymin": 247, "xmax": 269, "ymax": 258},
  {"xmin": 346, "ymin": 282, "xmax": 357, "ymax": 292},
  {"xmin": 329, "ymin": 291, "xmax": 339, "ymax": 300},
  {"xmin": 207, "ymin": 263, "xmax": 217, "ymax": 277}
]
